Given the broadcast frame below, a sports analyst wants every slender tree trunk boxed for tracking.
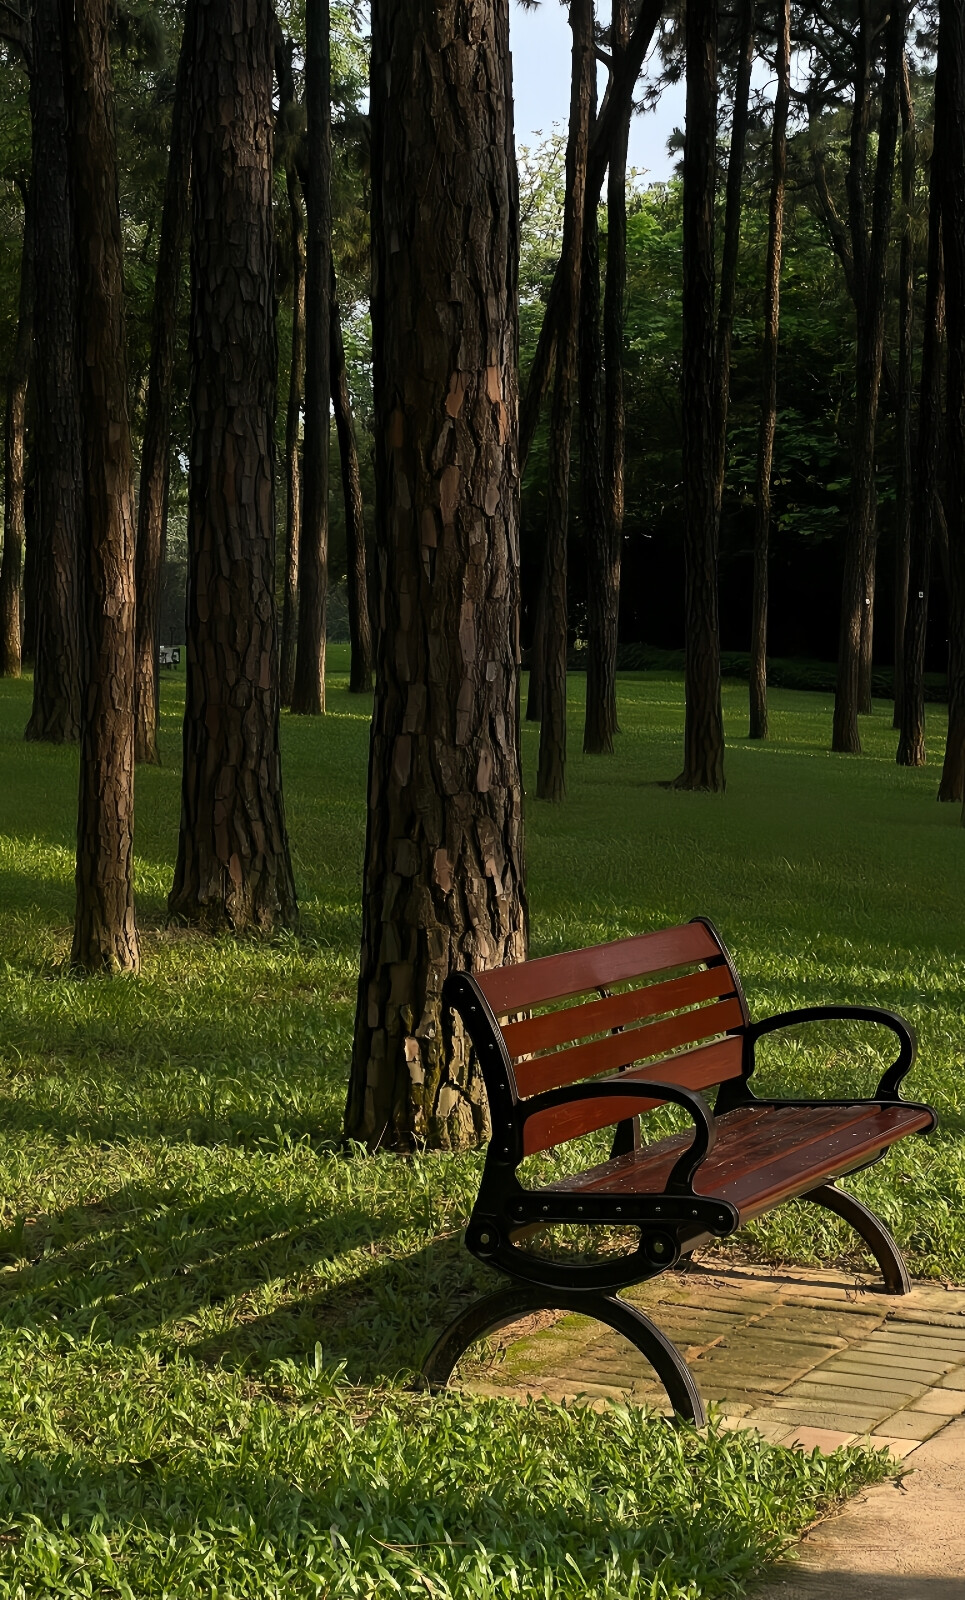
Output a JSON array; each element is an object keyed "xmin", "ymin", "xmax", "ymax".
[
  {"xmin": 25, "ymin": 0, "xmax": 83, "ymax": 744},
  {"xmin": 331, "ymin": 261, "xmax": 373, "ymax": 695},
  {"xmin": 133, "ymin": 5, "xmax": 193, "ymax": 766},
  {"xmin": 537, "ymin": 0, "xmax": 594, "ymax": 801},
  {"xmin": 749, "ymin": 0, "xmax": 789, "ymax": 742},
  {"xmin": 714, "ymin": 0, "xmax": 755, "ymax": 511},
  {"xmin": 280, "ymin": 166, "xmax": 306, "ymax": 707},
  {"xmin": 345, "ymin": 0, "xmax": 527, "ymax": 1151},
  {"xmin": 525, "ymin": 580, "xmax": 545, "ymax": 721},
  {"xmin": 893, "ymin": 52, "xmax": 916, "ymax": 733},
  {"xmin": 290, "ymin": 0, "xmax": 332, "ymax": 716},
  {"xmin": 61, "ymin": 0, "xmax": 139, "ymax": 973},
  {"xmin": 0, "ymin": 191, "xmax": 32, "ymax": 679},
  {"xmin": 937, "ymin": 0, "xmax": 965, "ymax": 807},
  {"xmin": 169, "ymin": 0, "xmax": 297, "ymax": 931},
  {"xmin": 898, "ymin": 165, "xmax": 944, "ymax": 768},
  {"xmin": 833, "ymin": 0, "xmax": 902, "ymax": 751},
  {"xmin": 676, "ymin": 0, "xmax": 725, "ymax": 791}
]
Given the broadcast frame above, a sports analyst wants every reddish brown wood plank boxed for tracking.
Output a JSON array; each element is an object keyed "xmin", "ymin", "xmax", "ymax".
[
  {"xmin": 502, "ymin": 964, "xmax": 737, "ymax": 1060},
  {"xmin": 513, "ymin": 996, "xmax": 745, "ymax": 1099},
  {"xmin": 476, "ymin": 922, "xmax": 723, "ymax": 1015},
  {"xmin": 521, "ymin": 1037, "xmax": 743, "ymax": 1156}
]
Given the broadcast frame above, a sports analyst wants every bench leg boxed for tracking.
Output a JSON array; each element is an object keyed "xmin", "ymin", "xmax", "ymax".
[
  {"xmin": 421, "ymin": 1285, "xmax": 707, "ymax": 1424},
  {"xmin": 805, "ymin": 1182, "xmax": 911, "ymax": 1295}
]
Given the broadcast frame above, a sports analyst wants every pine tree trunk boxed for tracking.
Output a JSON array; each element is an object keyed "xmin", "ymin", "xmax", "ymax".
[
  {"xmin": 937, "ymin": 0, "xmax": 965, "ymax": 807},
  {"xmin": 749, "ymin": 0, "xmax": 789, "ymax": 742},
  {"xmin": 331, "ymin": 262, "xmax": 373, "ymax": 695},
  {"xmin": 290, "ymin": 0, "xmax": 332, "ymax": 717},
  {"xmin": 676, "ymin": 0, "xmax": 725, "ymax": 791},
  {"xmin": 713, "ymin": 0, "xmax": 755, "ymax": 511},
  {"xmin": 61, "ymin": 0, "xmax": 140, "ymax": 974},
  {"xmin": 537, "ymin": 0, "xmax": 594, "ymax": 802},
  {"xmin": 893, "ymin": 52, "xmax": 916, "ymax": 733},
  {"xmin": 345, "ymin": 0, "xmax": 527, "ymax": 1151},
  {"xmin": 280, "ymin": 166, "xmax": 306, "ymax": 708},
  {"xmin": 525, "ymin": 579, "xmax": 545, "ymax": 721},
  {"xmin": 0, "ymin": 191, "xmax": 32, "ymax": 679},
  {"xmin": 133, "ymin": 4, "xmax": 193, "ymax": 766},
  {"xmin": 169, "ymin": 0, "xmax": 297, "ymax": 931},
  {"xmin": 898, "ymin": 158, "xmax": 943, "ymax": 769},
  {"xmin": 25, "ymin": 0, "xmax": 83, "ymax": 744}
]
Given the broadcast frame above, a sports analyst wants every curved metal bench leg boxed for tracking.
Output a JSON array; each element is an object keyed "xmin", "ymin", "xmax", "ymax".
[
  {"xmin": 421, "ymin": 1285, "xmax": 706, "ymax": 1424},
  {"xmin": 805, "ymin": 1181, "xmax": 911, "ymax": 1295}
]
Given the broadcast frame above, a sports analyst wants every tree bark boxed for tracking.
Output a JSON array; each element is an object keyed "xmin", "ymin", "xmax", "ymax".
[
  {"xmin": 898, "ymin": 155, "xmax": 944, "ymax": 768},
  {"xmin": 937, "ymin": 0, "xmax": 965, "ymax": 807},
  {"xmin": 280, "ymin": 165, "xmax": 306, "ymax": 708},
  {"xmin": 676, "ymin": 0, "xmax": 725, "ymax": 791},
  {"xmin": 0, "ymin": 189, "xmax": 32, "ymax": 679},
  {"xmin": 749, "ymin": 0, "xmax": 790, "ymax": 742},
  {"xmin": 832, "ymin": 0, "xmax": 903, "ymax": 750},
  {"xmin": 331, "ymin": 261, "xmax": 373, "ymax": 695},
  {"xmin": 345, "ymin": 0, "xmax": 527, "ymax": 1151},
  {"xmin": 61, "ymin": 0, "xmax": 140, "ymax": 973},
  {"xmin": 169, "ymin": 0, "xmax": 297, "ymax": 931},
  {"xmin": 714, "ymin": 0, "xmax": 755, "ymax": 511},
  {"xmin": 133, "ymin": 3, "xmax": 193, "ymax": 766},
  {"xmin": 537, "ymin": 0, "xmax": 594, "ymax": 802},
  {"xmin": 290, "ymin": 0, "xmax": 332, "ymax": 717},
  {"xmin": 893, "ymin": 51, "xmax": 916, "ymax": 733},
  {"xmin": 25, "ymin": 0, "xmax": 83, "ymax": 744}
]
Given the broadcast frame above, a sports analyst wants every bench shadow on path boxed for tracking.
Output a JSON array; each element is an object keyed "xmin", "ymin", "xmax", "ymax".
[{"xmin": 755, "ymin": 1576, "xmax": 964, "ymax": 1599}]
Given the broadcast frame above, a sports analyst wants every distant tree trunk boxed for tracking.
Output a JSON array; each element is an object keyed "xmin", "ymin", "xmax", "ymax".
[
  {"xmin": 676, "ymin": 0, "xmax": 725, "ymax": 791},
  {"xmin": 749, "ymin": 0, "xmax": 789, "ymax": 742},
  {"xmin": 169, "ymin": 0, "xmax": 297, "ymax": 931},
  {"xmin": 61, "ymin": 0, "xmax": 139, "ymax": 973},
  {"xmin": 345, "ymin": 0, "xmax": 527, "ymax": 1151},
  {"xmin": 714, "ymin": 0, "xmax": 755, "ymax": 511},
  {"xmin": 898, "ymin": 159, "xmax": 944, "ymax": 768},
  {"xmin": 938, "ymin": 0, "xmax": 965, "ymax": 807},
  {"xmin": 280, "ymin": 166, "xmax": 306, "ymax": 707},
  {"xmin": 290, "ymin": 0, "xmax": 332, "ymax": 717},
  {"xmin": 537, "ymin": 0, "xmax": 594, "ymax": 801},
  {"xmin": 893, "ymin": 53, "xmax": 916, "ymax": 733},
  {"xmin": 331, "ymin": 261, "xmax": 373, "ymax": 695},
  {"xmin": 133, "ymin": 6, "xmax": 193, "ymax": 766},
  {"xmin": 25, "ymin": 0, "xmax": 83, "ymax": 744},
  {"xmin": 0, "ymin": 191, "xmax": 32, "ymax": 679},
  {"xmin": 833, "ymin": 1, "xmax": 902, "ymax": 750},
  {"xmin": 525, "ymin": 581, "xmax": 545, "ymax": 721}
]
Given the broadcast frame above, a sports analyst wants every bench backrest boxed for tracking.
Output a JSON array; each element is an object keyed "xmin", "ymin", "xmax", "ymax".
[{"xmin": 469, "ymin": 919, "xmax": 748, "ymax": 1157}]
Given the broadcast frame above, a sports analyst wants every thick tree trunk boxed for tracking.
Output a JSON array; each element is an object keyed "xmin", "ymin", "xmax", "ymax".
[
  {"xmin": 749, "ymin": 0, "xmax": 789, "ymax": 742},
  {"xmin": 0, "ymin": 191, "xmax": 32, "ymax": 679},
  {"xmin": 537, "ymin": 0, "xmax": 594, "ymax": 802},
  {"xmin": 61, "ymin": 0, "xmax": 140, "ymax": 973},
  {"xmin": 280, "ymin": 166, "xmax": 306, "ymax": 708},
  {"xmin": 25, "ymin": 0, "xmax": 83, "ymax": 744},
  {"xmin": 898, "ymin": 162, "xmax": 944, "ymax": 768},
  {"xmin": 331, "ymin": 262, "xmax": 373, "ymax": 695},
  {"xmin": 345, "ymin": 0, "xmax": 527, "ymax": 1151},
  {"xmin": 893, "ymin": 53, "xmax": 916, "ymax": 733},
  {"xmin": 676, "ymin": 0, "xmax": 725, "ymax": 791},
  {"xmin": 290, "ymin": 0, "xmax": 332, "ymax": 717},
  {"xmin": 937, "ymin": 0, "xmax": 965, "ymax": 807},
  {"xmin": 169, "ymin": 0, "xmax": 297, "ymax": 931},
  {"xmin": 133, "ymin": 6, "xmax": 193, "ymax": 766},
  {"xmin": 833, "ymin": 1, "xmax": 902, "ymax": 751},
  {"xmin": 714, "ymin": 0, "xmax": 755, "ymax": 511}
]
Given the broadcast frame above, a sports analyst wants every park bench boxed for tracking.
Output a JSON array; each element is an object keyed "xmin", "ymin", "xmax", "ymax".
[{"xmin": 424, "ymin": 917, "xmax": 937, "ymax": 1422}]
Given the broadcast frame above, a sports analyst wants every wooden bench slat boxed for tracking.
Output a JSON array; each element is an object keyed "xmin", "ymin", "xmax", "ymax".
[
  {"xmin": 513, "ymin": 995, "xmax": 745, "ymax": 1099},
  {"xmin": 520, "ymin": 1037, "xmax": 743, "ymax": 1156},
  {"xmin": 475, "ymin": 922, "xmax": 723, "ymax": 1015},
  {"xmin": 501, "ymin": 964, "xmax": 738, "ymax": 1061}
]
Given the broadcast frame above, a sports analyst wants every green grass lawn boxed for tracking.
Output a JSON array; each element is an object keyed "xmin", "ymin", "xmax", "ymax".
[{"xmin": 1, "ymin": 650, "xmax": 957, "ymax": 1596}]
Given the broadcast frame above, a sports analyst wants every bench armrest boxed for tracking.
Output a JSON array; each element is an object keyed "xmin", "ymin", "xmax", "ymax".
[
  {"xmin": 519, "ymin": 1077, "xmax": 716, "ymax": 1193},
  {"xmin": 745, "ymin": 1005, "xmax": 917, "ymax": 1099}
]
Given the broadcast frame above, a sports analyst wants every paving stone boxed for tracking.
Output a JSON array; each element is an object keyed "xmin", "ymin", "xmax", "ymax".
[
  {"xmin": 939, "ymin": 1366, "xmax": 965, "ymax": 1390},
  {"xmin": 781, "ymin": 1426, "xmax": 856, "ymax": 1453},
  {"xmin": 744, "ymin": 1406, "xmax": 886, "ymax": 1433},
  {"xmin": 788, "ymin": 1378, "xmax": 916, "ymax": 1407},
  {"xmin": 853, "ymin": 1434, "xmax": 920, "ymax": 1459},
  {"xmin": 904, "ymin": 1387, "xmax": 965, "ymax": 1417},
  {"xmin": 792, "ymin": 1368, "xmax": 923, "ymax": 1397},
  {"xmin": 725, "ymin": 1415, "xmax": 795, "ymax": 1443},
  {"xmin": 872, "ymin": 1408, "xmax": 947, "ymax": 1441}
]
